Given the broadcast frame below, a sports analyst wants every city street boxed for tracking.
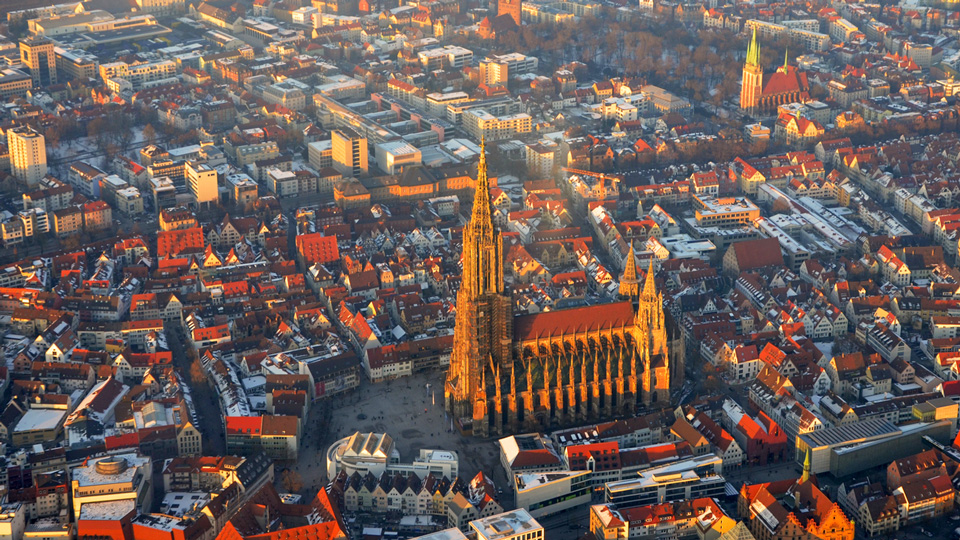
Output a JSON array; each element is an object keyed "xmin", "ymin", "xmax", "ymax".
[{"xmin": 166, "ymin": 327, "xmax": 225, "ymax": 456}]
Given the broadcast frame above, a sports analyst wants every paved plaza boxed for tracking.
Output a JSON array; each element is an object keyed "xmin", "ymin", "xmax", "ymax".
[{"xmin": 292, "ymin": 370, "xmax": 507, "ymax": 495}]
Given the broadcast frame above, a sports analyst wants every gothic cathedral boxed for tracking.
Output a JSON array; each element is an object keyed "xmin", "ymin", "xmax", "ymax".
[{"xmin": 445, "ymin": 143, "xmax": 673, "ymax": 438}]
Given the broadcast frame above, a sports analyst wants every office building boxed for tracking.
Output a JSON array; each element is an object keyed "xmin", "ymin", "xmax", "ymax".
[
  {"xmin": 20, "ymin": 37, "xmax": 57, "ymax": 87},
  {"xmin": 0, "ymin": 69, "xmax": 32, "ymax": 99},
  {"xmin": 55, "ymin": 47, "xmax": 99, "ymax": 81},
  {"xmin": 332, "ymin": 128, "xmax": 368, "ymax": 177},
  {"xmin": 514, "ymin": 470, "xmax": 591, "ymax": 519},
  {"xmin": 375, "ymin": 141, "xmax": 421, "ymax": 174},
  {"xmin": 471, "ymin": 509, "xmax": 542, "ymax": 540},
  {"xmin": 70, "ymin": 453, "xmax": 153, "ymax": 520},
  {"xmin": 185, "ymin": 161, "xmax": 218, "ymax": 207},
  {"xmin": 603, "ymin": 455, "xmax": 725, "ymax": 507},
  {"xmin": 8, "ymin": 126, "xmax": 48, "ymax": 187}
]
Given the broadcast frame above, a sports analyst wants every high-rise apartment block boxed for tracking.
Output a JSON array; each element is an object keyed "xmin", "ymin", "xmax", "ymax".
[
  {"xmin": 8, "ymin": 126, "xmax": 48, "ymax": 187},
  {"xmin": 331, "ymin": 128, "xmax": 368, "ymax": 177},
  {"xmin": 186, "ymin": 161, "xmax": 218, "ymax": 207}
]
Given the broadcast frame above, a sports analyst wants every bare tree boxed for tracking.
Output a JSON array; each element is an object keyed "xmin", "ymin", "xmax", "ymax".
[{"xmin": 281, "ymin": 470, "xmax": 304, "ymax": 493}]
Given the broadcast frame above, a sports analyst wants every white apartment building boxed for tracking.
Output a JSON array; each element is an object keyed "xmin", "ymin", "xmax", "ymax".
[
  {"xmin": 479, "ymin": 53, "xmax": 538, "ymax": 86},
  {"xmin": 267, "ymin": 169, "xmax": 298, "ymax": 198},
  {"xmin": 418, "ymin": 45, "xmax": 473, "ymax": 70},
  {"xmin": 8, "ymin": 126, "xmax": 47, "ymax": 187},
  {"xmin": 263, "ymin": 81, "xmax": 307, "ymax": 111},
  {"xmin": 291, "ymin": 6, "xmax": 318, "ymax": 24},
  {"xmin": 829, "ymin": 18, "xmax": 859, "ymax": 43},
  {"xmin": 526, "ymin": 141, "xmax": 558, "ymax": 179},
  {"xmin": 488, "ymin": 53, "xmax": 538, "ymax": 75},
  {"xmin": 99, "ymin": 60, "xmax": 177, "ymax": 91},
  {"xmin": 375, "ymin": 141, "xmax": 421, "ymax": 174},
  {"xmin": 426, "ymin": 92, "xmax": 470, "ymax": 117},
  {"xmin": 308, "ymin": 141, "xmax": 333, "ymax": 170},
  {"xmin": 462, "ymin": 109, "xmax": 532, "ymax": 141},
  {"xmin": 600, "ymin": 96, "xmax": 646, "ymax": 122},
  {"xmin": 135, "ymin": 0, "xmax": 185, "ymax": 16}
]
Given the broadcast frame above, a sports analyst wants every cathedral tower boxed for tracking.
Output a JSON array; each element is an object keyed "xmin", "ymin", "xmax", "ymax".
[
  {"xmin": 740, "ymin": 28, "xmax": 763, "ymax": 111},
  {"xmin": 445, "ymin": 139, "xmax": 513, "ymax": 435},
  {"xmin": 635, "ymin": 260, "xmax": 670, "ymax": 405}
]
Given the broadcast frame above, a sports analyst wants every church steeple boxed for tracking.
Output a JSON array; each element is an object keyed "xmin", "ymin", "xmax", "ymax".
[
  {"xmin": 461, "ymin": 137, "xmax": 503, "ymax": 298},
  {"xmin": 741, "ymin": 28, "xmax": 764, "ymax": 111},
  {"xmin": 619, "ymin": 241, "xmax": 640, "ymax": 300},
  {"xmin": 746, "ymin": 27, "xmax": 760, "ymax": 67},
  {"xmin": 469, "ymin": 138, "xmax": 493, "ymax": 238},
  {"xmin": 642, "ymin": 258, "xmax": 657, "ymax": 300},
  {"xmin": 800, "ymin": 448, "xmax": 812, "ymax": 483}
]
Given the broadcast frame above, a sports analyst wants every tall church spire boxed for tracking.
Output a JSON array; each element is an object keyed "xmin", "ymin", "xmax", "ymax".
[
  {"xmin": 461, "ymin": 137, "xmax": 502, "ymax": 298},
  {"xmin": 783, "ymin": 47, "xmax": 789, "ymax": 71},
  {"xmin": 469, "ymin": 137, "xmax": 493, "ymax": 237},
  {"xmin": 800, "ymin": 448, "xmax": 811, "ymax": 483},
  {"xmin": 642, "ymin": 258, "xmax": 657, "ymax": 299},
  {"xmin": 746, "ymin": 27, "xmax": 760, "ymax": 67},
  {"xmin": 619, "ymin": 241, "xmax": 640, "ymax": 300}
]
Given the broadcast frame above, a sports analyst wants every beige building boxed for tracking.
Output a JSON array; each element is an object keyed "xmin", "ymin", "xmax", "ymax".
[
  {"xmin": 0, "ymin": 69, "xmax": 32, "ymax": 99},
  {"xmin": 332, "ymin": 128, "xmax": 368, "ymax": 177},
  {"xmin": 186, "ymin": 161, "xmax": 218, "ymax": 207},
  {"xmin": 262, "ymin": 81, "xmax": 306, "ymax": 111},
  {"xmin": 20, "ymin": 37, "xmax": 57, "ymax": 88},
  {"xmin": 462, "ymin": 109, "xmax": 532, "ymax": 141},
  {"xmin": 115, "ymin": 187, "xmax": 145, "ymax": 215},
  {"xmin": 55, "ymin": 47, "xmax": 99, "ymax": 81},
  {"xmin": 471, "ymin": 509, "xmax": 543, "ymax": 540},
  {"xmin": 11, "ymin": 409, "xmax": 67, "ymax": 447},
  {"xmin": 70, "ymin": 453, "xmax": 153, "ymax": 520},
  {"xmin": 8, "ymin": 126, "xmax": 47, "ymax": 187},
  {"xmin": 308, "ymin": 141, "xmax": 332, "ymax": 170},
  {"xmin": 134, "ymin": 0, "xmax": 185, "ymax": 16},
  {"xmin": 693, "ymin": 195, "xmax": 761, "ymax": 227},
  {"xmin": 0, "ymin": 504, "xmax": 25, "ymax": 540}
]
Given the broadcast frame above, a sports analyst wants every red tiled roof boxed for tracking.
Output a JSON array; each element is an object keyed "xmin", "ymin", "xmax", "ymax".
[
  {"xmin": 225, "ymin": 416, "xmax": 262, "ymax": 435},
  {"xmin": 731, "ymin": 238, "xmax": 784, "ymax": 270},
  {"xmin": 514, "ymin": 301, "xmax": 636, "ymax": 341}
]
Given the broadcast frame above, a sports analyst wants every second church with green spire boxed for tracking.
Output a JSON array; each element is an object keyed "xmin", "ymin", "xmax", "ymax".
[{"xmin": 739, "ymin": 27, "xmax": 811, "ymax": 112}]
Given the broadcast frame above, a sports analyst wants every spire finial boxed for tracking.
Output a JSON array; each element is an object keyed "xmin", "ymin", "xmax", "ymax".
[
  {"xmin": 800, "ymin": 448, "xmax": 811, "ymax": 483},
  {"xmin": 623, "ymin": 241, "xmax": 637, "ymax": 280},
  {"xmin": 642, "ymin": 257, "xmax": 656, "ymax": 298},
  {"xmin": 619, "ymin": 240, "xmax": 640, "ymax": 300},
  {"xmin": 747, "ymin": 27, "xmax": 760, "ymax": 67}
]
